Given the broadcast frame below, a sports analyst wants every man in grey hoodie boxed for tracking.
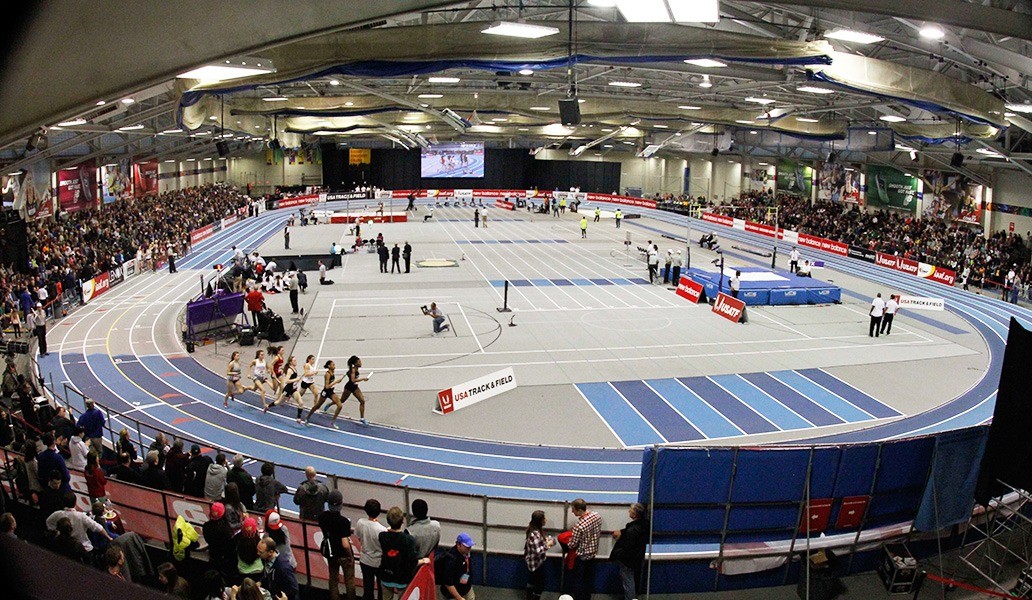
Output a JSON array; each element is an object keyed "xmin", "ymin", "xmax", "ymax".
[
  {"xmin": 204, "ymin": 453, "xmax": 229, "ymax": 501},
  {"xmin": 255, "ymin": 462, "xmax": 289, "ymax": 513},
  {"xmin": 293, "ymin": 466, "xmax": 330, "ymax": 521}
]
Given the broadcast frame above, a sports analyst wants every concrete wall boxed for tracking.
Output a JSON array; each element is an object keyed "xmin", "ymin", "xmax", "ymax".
[
  {"xmin": 224, "ymin": 152, "xmax": 322, "ymax": 193},
  {"xmin": 990, "ymin": 170, "xmax": 1032, "ymax": 237}
]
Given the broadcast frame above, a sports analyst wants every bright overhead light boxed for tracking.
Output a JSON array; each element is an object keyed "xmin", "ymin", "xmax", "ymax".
[
  {"xmin": 164, "ymin": 160, "xmax": 175, "ymax": 163},
  {"xmin": 797, "ymin": 86, "xmax": 834, "ymax": 95},
  {"xmin": 491, "ymin": 118, "xmax": 509, "ymax": 122},
  {"xmin": 121, "ymin": 98, "xmax": 135, "ymax": 104},
  {"xmin": 745, "ymin": 97, "xmax": 775, "ymax": 105},
  {"xmin": 824, "ymin": 29, "xmax": 885, "ymax": 45},
  {"xmin": 58, "ymin": 118, "xmax": 86, "ymax": 127},
  {"xmin": 668, "ymin": 0, "xmax": 720, "ymax": 22},
  {"xmin": 699, "ymin": 75, "xmax": 713, "ymax": 88},
  {"xmin": 209, "ymin": 115, "xmax": 218, "ymax": 120},
  {"xmin": 749, "ymin": 130, "xmax": 759, "ymax": 135},
  {"xmin": 262, "ymin": 97, "xmax": 288, "ymax": 102},
  {"xmin": 177, "ymin": 64, "xmax": 275, "ymax": 82},
  {"xmin": 417, "ymin": 93, "xmax": 443, "ymax": 99},
  {"xmin": 185, "ymin": 158, "xmax": 196, "ymax": 162},
  {"xmin": 919, "ymin": 25, "xmax": 945, "ymax": 40},
  {"xmin": 117, "ymin": 124, "xmax": 145, "ymax": 131},
  {"xmin": 895, "ymin": 144, "xmax": 916, "ymax": 152},
  {"xmin": 795, "ymin": 117, "xmax": 819, "ymax": 123},
  {"xmin": 879, "ymin": 115, "xmax": 907, "ymax": 122},
  {"xmin": 622, "ymin": 141, "xmax": 635, "ymax": 145},
  {"xmin": 481, "ymin": 21, "xmax": 560, "ymax": 39},
  {"xmin": 654, "ymin": 124, "xmax": 668, "ymax": 128},
  {"xmin": 614, "ymin": 0, "xmax": 669, "ymax": 22},
  {"xmin": 428, "ymin": 76, "xmax": 460, "ymax": 83},
  {"xmin": 678, "ymin": 105, "xmax": 702, "ymax": 110},
  {"xmin": 518, "ymin": 127, "xmax": 530, "ymax": 131},
  {"xmin": 758, "ymin": 162, "xmax": 770, "ymax": 166},
  {"xmin": 735, "ymin": 119, "xmax": 754, "ymax": 124},
  {"xmin": 160, "ymin": 128, "xmax": 184, "ymax": 134},
  {"xmin": 1004, "ymin": 103, "xmax": 1032, "ymax": 113},
  {"xmin": 685, "ymin": 58, "xmax": 727, "ymax": 68},
  {"xmin": 329, "ymin": 79, "xmax": 340, "ymax": 86},
  {"xmin": 96, "ymin": 100, "xmax": 106, "ymax": 106},
  {"xmin": 312, "ymin": 131, "xmax": 339, "ymax": 136},
  {"xmin": 609, "ymin": 81, "xmax": 642, "ymax": 87},
  {"xmin": 191, "ymin": 131, "xmax": 212, "ymax": 136},
  {"xmin": 868, "ymin": 130, "xmax": 877, "ymax": 135},
  {"xmin": 519, "ymin": 69, "xmax": 534, "ymax": 76},
  {"xmin": 203, "ymin": 157, "xmax": 213, "ymax": 161},
  {"xmin": 530, "ymin": 106, "xmax": 551, "ymax": 111},
  {"xmin": 976, "ymin": 148, "xmax": 1005, "ymax": 158},
  {"xmin": 344, "ymin": 101, "xmax": 354, "ymax": 106}
]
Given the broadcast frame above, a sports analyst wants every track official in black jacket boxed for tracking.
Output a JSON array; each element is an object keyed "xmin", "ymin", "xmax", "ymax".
[{"xmin": 610, "ymin": 502, "xmax": 650, "ymax": 600}]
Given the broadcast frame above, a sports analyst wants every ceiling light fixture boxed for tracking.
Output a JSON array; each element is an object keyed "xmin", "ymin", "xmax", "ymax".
[
  {"xmin": 58, "ymin": 118, "xmax": 87, "ymax": 127},
  {"xmin": 481, "ymin": 21, "xmax": 560, "ymax": 39},
  {"xmin": 518, "ymin": 69, "xmax": 534, "ymax": 76},
  {"xmin": 1004, "ymin": 103, "xmax": 1032, "ymax": 113},
  {"xmin": 735, "ymin": 119, "xmax": 754, "ymax": 124},
  {"xmin": 795, "ymin": 117, "xmax": 819, "ymax": 123},
  {"xmin": 919, "ymin": 25, "xmax": 945, "ymax": 40},
  {"xmin": 615, "ymin": 0, "xmax": 719, "ymax": 23},
  {"xmin": 177, "ymin": 58, "xmax": 275, "ymax": 82},
  {"xmin": 417, "ymin": 93, "xmax": 443, "ymax": 99},
  {"xmin": 261, "ymin": 97, "xmax": 288, "ymax": 102},
  {"xmin": 750, "ymin": 130, "xmax": 758, "ymax": 134},
  {"xmin": 530, "ymin": 106, "xmax": 551, "ymax": 111},
  {"xmin": 117, "ymin": 124, "xmax": 145, "ymax": 131},
  {"xmin": 824, "ymin": 29, "xmax": 885, "ymax": 44},
  {"xmin": 160, "ymin": 128, "xmax": 184, "ymax": 134},
  {"xmin": 879, "ymin": 115, "xmax": 907, "ymax": 122},
  {"xmin": 428, "ymin": 76, "xmax": 460, "ymax": 83},
  {"xmin": 699, "ymin": 75, "xmax": 713, "ymax": 88},
  {"xmin": 685, "ymin": 58, "xmax": 727, "ymax": 68},
  {"xmin": 329, "ymin": 79, "xmax": 340, "ymax": 86},
  {"xmin": 797, "ymin": 86, "xmax": 835, "ymax": 94},
  {"xmin": 678, "ymin": 105, "xmax": 702, "ymax": 110},
  {"xmin": 121, "ymin": 98, "xmax": 135, "ymax": 105},
  {"xmin": 868, "ymin": 130, "xmax": 877, "ymax": 135},
  {"xmin": 654, "ymin": 124, "xmax": 668, "ymax": 128},
  {"xmin": 609, "ymin": 81, "xmax": 642, "ymax": 87},
  {"xmin": 745, "ymin": 97, "xmax": 775, "ymax": 105},
  {"xmin": 344, "ymin": 101, "xmax": 354, "ymax": 106},
  {"xmin": 588, "ymin": 0, "xmax": 617, "ymax": 6},
  {"xmin": 96, "ymin": 100, "xmax": 106, "ymax": 106}
]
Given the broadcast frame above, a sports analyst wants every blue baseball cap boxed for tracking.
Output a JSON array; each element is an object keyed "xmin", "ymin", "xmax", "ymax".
[{"xmin": 456, "ymin": 533, "xmax": 475, "ymax": 548}]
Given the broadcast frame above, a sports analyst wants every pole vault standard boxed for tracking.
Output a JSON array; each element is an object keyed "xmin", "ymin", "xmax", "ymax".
[{"xmin": 496, "ymin": 280, "xmax": 512, "ymax": 313}]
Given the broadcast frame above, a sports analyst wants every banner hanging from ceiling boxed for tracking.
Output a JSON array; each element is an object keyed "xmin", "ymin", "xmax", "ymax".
[
  {"xmin": 864, "ymin": 165, "xmax": 917, "ymax": 211},
  {"xmin": 776, "ymin": 160, "xmax": 813, "ymax": 198},
  {"xmin": 816, "ymin": 161, "xmax": 861, "ymax": 203},
  {"xmin": 57, "ymin": 160, "xmax": 99, "ymax": 213},
  {"xmin": 133, "ymin": 160, "xmax": 159, "ymax": 198},
  {"xmin": 16, "ymin": 160, "xmax": 54, "ymax": 220},
  {"xmin": 921, "ymin": 170, "xmax": 983, "ymax": 225},
  {"xmin": 102, "ymin": 159, "xmax": 133, "ymax": 204}
]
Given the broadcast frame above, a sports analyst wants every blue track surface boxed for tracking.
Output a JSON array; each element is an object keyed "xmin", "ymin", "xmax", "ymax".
[{"xmin": 42, "ymin": 200, "xmax": 1032, "ymax": 503}]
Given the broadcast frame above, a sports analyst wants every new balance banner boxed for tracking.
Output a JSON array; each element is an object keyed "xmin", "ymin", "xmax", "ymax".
[
  {"xmin": 57, "ymin": 160, "xmax": 99, "ymax": 213},
  {"xmin": 798, "ymin": 233, "xmax": 848, "ymax": 257},
  {"xmin": 585, "ymin": 193, "xmax": 657, "ymax": 209},
  {"xmin": 899, "ymin": 295, "xmax": 945, "ymax": 311},
  {"xmin": 675, "ymin": 276, "xmax": 705, "ymax": 304},
  {"xmin": 276, "ymin": 194, "xmax": 321, "ymax": 209},
  {"xmin": 81, "ymin": 271, "xmax": 111, "ymax": 304},
  {"xmin": 712, "ymin": 292, "xmax": 747, "ymax": 324},
  {"xmin": 436, "ymin": 367, "xmax": 516, "ymax": 414},
  {"xmin": 700, "ymin": 212, "xmax": 734, "ymax": 228},
  {"xmin": 133, "ymin": 160, "xmax": 159, "ymax": 198},
  {"xmin": 848, "ymin": 245, "xmax": 877, "ymax": 263}
]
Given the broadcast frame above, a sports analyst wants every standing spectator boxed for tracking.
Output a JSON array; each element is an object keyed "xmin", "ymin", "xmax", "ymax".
[
  {"xmin": 222, "ymin": 482, "xmax": 247, "ymax": 532},
  {"xmin": 183, "ymin": 444, "xmax": 214, "ymax": 498},
  {"xmin": 84, "ymin": 451, "xmax": 107, "ymax": 504},
  {"xmin": 227, "ymin": 454, "xmax": 256, "ymax": 510},
  {"xmin": 614, "ymin": 208, "xmax": 622, "ymax": 228},
  {"xmin": 27, "ymin": 302, "xmax": 47, "ymax": 356},
  {"xmin": 378, "ymin": 243, "xmax": 389, "ymax": 274},
  {"xmin": 38, "ymin": 432, "xmax": 70, "ymax": 493},
  {"xmin": 524, "ymin": 511, "xmax": 554, "ymax": 600},
  {"xmin": 869, "ymin": 292, "xmax": 886, "ymax": 338},
  {"xmin": 379, "ymin": 507, "xmax": 431, "ymax": 600},
  {"xmin": 164, "ymin": 439, "xmax": 189, "ymax": 492},
  {"xmin": 246, "ymin": 286, "xmax": 265, "ymax": 327},
  {"xmin": 205, "ymin": 453, "xmax": 230, "ymax": 501},
  {"xmin": 264, "ymin": 510, "xmax": 296, "ymax": 569},
  {"xmin": 46, "ymin": 492, "xmax": 112, "ymax": 552},
  {"xmin": 474, "ymin": 208, "xmax": 480, "ymax": 228},
  {"xmin": 580, "ymin": 216, "xmax": 588, "ymax": 239},
  {"xmin": 259, "ymin": 535, "xmax": 299, "ymax": 600},
  {"xmin": 287, "ymin": 271, "xmax": 299, "ymax": 314},
  {"xmin": 68, "ymin": 427, "xmax": 89, "ymax": 470},
  {"xmin": 390, "ymin": 244, "xmax": 401, "ymax": 274},
  {"xmin": 881, "ymin": 294, "xmax": 900, "ymax": 335},
  {"xmin": 406, "ymin": 498, "xmax": 440, "ymax": 559},
  {"xmin": 254, "ymin": 462, "xmax": 289, "ymax": 512},
  {"xmin": 403, "ymin": 242, "xmax": 412, "ymax": 274},
  {"xmin": 611, "ymin": 502, "xmax": 649, "ymax": 600},
  {"xmin": 76, "ymin": 398, "xmax": 106, "ymax": 457},
  {"xmin": 663, "ymin": 250, "xmax": 672, "ymax": 284},
  {"xmin": 139, "ymin": 450, "xmax": 171, "ymax": 491},
  {"xmin": 647, "ymin": 245, "xmax": 659, "ymax": 284},
  {"xmin": 566, "ymin": 498, "xmax": 602, "ymax": 600},
  {"xmin": 789, "ymin": 246, "xmax": 800, "ymax": 273},
  {"xmin": 39, "ymin": 470, "xmax": 68, "ymax": 516},
  {"xmin": 293, "ymin": 466, "xmax": 330, "ymax": 521},
  {"xmin": 355, "ymin": 498, "xmax": 387, "ymax": 600},
  {"xmin": 284, "ymin": 227, "xmax": 290, "ymax": 250},
  {"xmin": 49, "ymin": 406, "xmax": 74, "ymax": 441},
  {"xmin": 203, "ymin": 502, "xmax": 235, "ymax": 578},
  {"xmin": 320, "ymin": 490, "xmax": 356, "ymax": 600},
  {"xmin": 730, "ymin": 270, "xmax": 741, "ymax": 299},
  {"xmin": 167, "ymin": 243, "xmax": 178, "ymax": 274},
  {"xmin": 438, "ymin": 533, "xmax": 475, "ymax": 600},
  {"xmin": 672, "ymin": 250, "xmax": 683, "ymax": 285}
]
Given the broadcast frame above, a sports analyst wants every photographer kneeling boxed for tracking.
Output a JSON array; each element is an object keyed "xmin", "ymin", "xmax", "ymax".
[{"xmin": 423, "ymin": 303, "xmax": 450, "ymax": 336}]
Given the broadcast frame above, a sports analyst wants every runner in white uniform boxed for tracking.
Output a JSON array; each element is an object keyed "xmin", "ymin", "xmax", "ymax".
[
  {"xmin": 300, "ymin": 354, "xmax": 320, "ymax": 406},
  {"xmin": 246, "ymin": 349, "xmax": 273, "ymax": 406}
]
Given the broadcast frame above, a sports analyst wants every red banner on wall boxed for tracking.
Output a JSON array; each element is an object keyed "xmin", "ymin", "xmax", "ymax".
[
  {"xmin": 57, "ymin": 160, "xmax": 99, "ymax": 213},
  {"xmin": 133, "ymin": 160, "xmax": 159, "ymax": 197},
  {"xmin": 190, "ymin": 224, "xmax": 215, "ymax": 245},
  {"xmin": 676, "ymin": 276, "xmax": 705, "ymax": 303},
  {"xmin": 700, "ymin": 212, "xmax": 734, "ymax": 228},
  {"xmin": 81, "ymin": 271, "xmax": 111, "ymax": 304},
  {"xmin": 875, "ymin": 252, "xmax": 920, "ymax": 276},
  {"xmin": 712, "ymin": 292, "xmax": 747, "ymax": 323},
  {"xmin": 798, "ymin": 233, "xmax": 848, "ymax": 257}
]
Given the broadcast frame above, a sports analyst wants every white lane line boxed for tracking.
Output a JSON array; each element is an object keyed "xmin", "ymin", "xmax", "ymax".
[{"xmin": 456, "ymin": 303, "xmax": 484, "ymax": 353}]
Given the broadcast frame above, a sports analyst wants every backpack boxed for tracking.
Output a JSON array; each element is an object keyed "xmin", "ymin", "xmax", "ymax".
[{"xmin": 320, "ymin": 535, "xmax": 334, "ymax": 559}]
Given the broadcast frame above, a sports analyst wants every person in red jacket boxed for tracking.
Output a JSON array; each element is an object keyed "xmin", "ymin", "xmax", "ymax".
[
  {"xmin": 84, "ymin": 451, "xmax": 107, "ymax": 504},
  {"xmin": 245, "ymin": 286, "xmax": 265, "ymax": 327}
]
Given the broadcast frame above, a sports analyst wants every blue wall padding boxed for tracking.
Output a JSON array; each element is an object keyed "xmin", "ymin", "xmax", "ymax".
[
  {"xmin": 731, "ymin": 448, "xmax": 810, "ymax": 502},
  {"xmin": 914, "ymin": 426, "xmax": 988, "ymax": 531},
  {"xmin": 831, "ymin": 444, "xmax": 880, "ymax": 497}
]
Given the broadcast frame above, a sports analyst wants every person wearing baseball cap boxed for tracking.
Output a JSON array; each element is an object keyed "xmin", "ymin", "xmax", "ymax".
[
  {"xmin": 438, "ymin": 533, "xmax": 475, "ymax": 600},
  {"xmin": 319, "ymin": 490, "xmax": 355, "ymax": 600},
  {"xmin": 202, "ymin": 502, "xmax": 234, "ymax": 578},
  {"xmin": 237, "ymin": 516, "xmax": 264, "ymax": 581},
  {"xmin": 264, "ymin": 509, "xmax": 296, "ymax": 569}
]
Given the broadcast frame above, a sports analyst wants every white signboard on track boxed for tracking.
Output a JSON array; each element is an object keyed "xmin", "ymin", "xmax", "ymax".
[
  {"xmin": 435, "ymin": 367, "xmax": 516, "ymax": 414},
  {"xmin": 898, "ymin": 295, "xmax": 945, "ymax": 311}
]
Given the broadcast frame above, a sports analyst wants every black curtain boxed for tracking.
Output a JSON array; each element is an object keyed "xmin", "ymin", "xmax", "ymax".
[
  {"xmin": 530, "ymin": 159, "xmax": 620, "ymax": 194},
  {"xmin": 321, "ymin": 144, "xmax": 371, "ymax": 190},
  {"xmin": 975, "ymin": 317, "xmax": 1032, "ymax": 504}
]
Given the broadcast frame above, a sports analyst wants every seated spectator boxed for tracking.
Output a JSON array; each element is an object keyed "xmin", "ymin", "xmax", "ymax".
[
  {"xmin": 111, "ymin": 452, "xmax": 140, "ymax": 484},
  {"xmin": 222, "ymin": 482, "xmax": 247, "ymax": 532},
  {"xmin": 203, "ymin": 502, "xmax": 235, "ymax": 579},
  {"xmin": 50, "ymin": 516, "xmax": 90, "ymax": 563},
  {"xmin": 116, "ymin": 428, "xmax": 137, "ymax": 463},
  {"xmin": 237, "ymin": 517, "xmax": 264, "ymax": 583},
  {"xmin": 139, "ymin": 450, "xmax": 171, "ymax": 491},
  {"xmin": 259, "ymin": 535, "xmax": 299, "ymax": 600},
  {"xmin": 158, "ymin": 562, "xmax": 192, "ymax": 600}
]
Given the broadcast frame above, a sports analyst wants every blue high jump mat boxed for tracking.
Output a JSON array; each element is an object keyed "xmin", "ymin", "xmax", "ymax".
[{"xmin": 685, "ymin": 266, "xmax": 841, "ymax": 306}]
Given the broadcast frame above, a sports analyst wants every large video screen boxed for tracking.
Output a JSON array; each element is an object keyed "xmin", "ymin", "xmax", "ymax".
[{"xmin": 421, "ymin": 142, "xmax": 484, "ymax": 178}]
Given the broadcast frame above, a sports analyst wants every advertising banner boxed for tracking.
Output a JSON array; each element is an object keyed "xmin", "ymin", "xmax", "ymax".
[
  {"xmin": 776, "ymin": 160, "xmax": 813, "ymax": 198},
  {"xmin": 101, "ymin": 159, "xmax": 132, "ymax": 204},
  {"xmin": 712, "ymin": 292, "xmax": 747, "ymax": 323},
  {"xmin": 921, "ymin": 170, "xmax": 983, "ymax": 224},
  {"xmin": 348, "ymin": 148, "xmax": 371, "ymax": 165},
  {"xmin": 81, "ymin": 271, "xmax": 111, "ymax": 304},
  {"xmin": 400, "ymin": 565, "xmax": 436, "ymax": 600},
  {"xmin": 848, "ymin": 245, "xmax": 877, "ymax": 263},
  {"xmin": 325, "ymin": 191, "xmax": 371, "ymax": 201},
  {"xmin": 875, "ymin": 252, "xmax": 919, "ymax": 277},
  {"xmin": 675, "ymin": 276, "xmax": 705, "ymax": 304},
  {"xmin": 108, "ymin": 267, "xmax": 125, "ymax": 288},
  {"xmin": 436, "ymin": 367, "xmax": 516, "ymax": 415},
  {"xmin": 700, "ymin": 212, "xmax": 734, "ymax": 228},
  {"xmin": 816, "ymin": 162, "xmax": 862, "ymax": 203},
  {"xmin": 276, "ymin": 194, "xmax": 322, "ymax": 209},
  {"xmin": 899, "ymin": 295, "xmax": 945, "ymax": 311},
  {"xmin": 865, "ymin": 165, "xmax": 917, "ymax": 211},
  {"xmin": 918, "ymin": 262, "xmax": 957, "ymax": 286},
  {"xmin": 190, "ymin": 224, "xmax": 215, "ymax": 245},
  {"xmin": 133, "ymin": 160, "xmax": 159, "ymax": 198},
  {"xmin": 798, "ymin": 233, "xmax": 848, "ymax": 257},
  {"xmin": 15, "ymin": 160, "xmax": 54, "ymax": 220},
  {"xmin": 57, "ymin": 160, "xmax": 99, "ymax": 213},
  {"xmin": 585, "ymin": 193, "xmax": 657, "ymax": 209}
]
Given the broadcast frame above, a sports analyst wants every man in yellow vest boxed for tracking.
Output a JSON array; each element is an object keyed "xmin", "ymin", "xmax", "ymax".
[{"xmin": 580, "ymin": 216, "xmax": 588, "ymax": 239}]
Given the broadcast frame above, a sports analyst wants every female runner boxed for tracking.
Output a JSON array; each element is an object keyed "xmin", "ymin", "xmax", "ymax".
[
  {"xmin": 263, "ymin": 356, "xmax": 306, "ymax": 423},
  {"xmin": 246, "ymin": 349, "xmax": 273, "ymax": 405},
  {"xmin": 224, "ymin": 351, "xmax": 244, "ymax": 407},
  {"xmin": 340, "ymin": 355, "xmax": 370, "ymax": 425},
  {"xmin": 305, "ymin": 360, "xmax": 344, "ymax": 428},
  {"xmin": 299, "ymin": 354, "xmax": 320, "ymax": 407}
]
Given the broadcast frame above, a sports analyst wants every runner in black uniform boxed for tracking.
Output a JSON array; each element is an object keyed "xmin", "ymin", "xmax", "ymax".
[
  {"xmin": 264, "ymin": 356, "xmax": 304, "ymax": 423},
  {"xmin": 306, "ymin": 360, "xmax": 344, "ymax": 428},
  {"xmin": 340, "ymin": 355, "xmax": 371, "ymax": 425}
]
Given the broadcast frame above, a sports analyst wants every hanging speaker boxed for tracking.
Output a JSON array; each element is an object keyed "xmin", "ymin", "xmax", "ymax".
[
  {"xmin": 216, "ymin": 141, "xmax": 230, "ymax": 157},
  {"xmin": 558, "ymin": 98, "xmax": 581, "ymax": 126},
  {"xmin": 25, "ymin": 128, "xmax": 48, "ymax": 152},
  {"xmin": 268, "ymin": 139, "xmax": 281, "ymax": 151},
  {"xmin": 950, "ymin": 152, "xmax": 964, "ymax": 168},
  {"xmin": 710, "ymin": 148, "xmax": 719, "ymax": 157}
]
